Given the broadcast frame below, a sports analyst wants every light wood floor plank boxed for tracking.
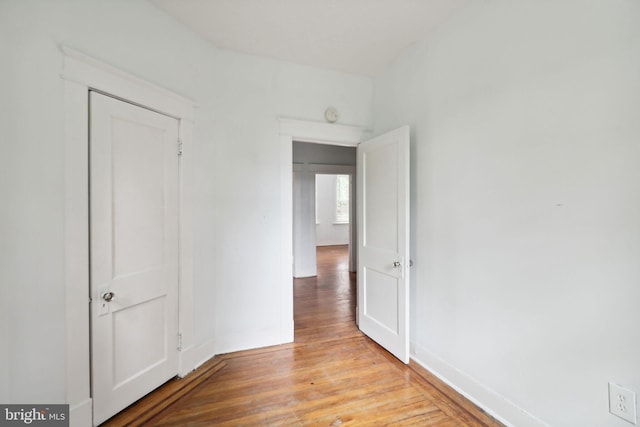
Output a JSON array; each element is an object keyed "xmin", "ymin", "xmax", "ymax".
[{"xmin": 103, "ymin": 245, "xmax": 503, "ymax": 426}]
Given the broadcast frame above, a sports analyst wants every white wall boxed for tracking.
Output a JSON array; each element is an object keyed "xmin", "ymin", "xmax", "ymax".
[
  {"xmin": 315, "ymin": 175, "xmax": 349, "ymax": 246},
  {"xmin": 293, "ymin": 168, "xmax": 317, "ymax": 278},
  {"xmin": 0, "ymin": 0, "xmax": 372, "ymax": 408},
  {"xmin": 373, "ymin": 1, "xmax": 640, "ymax": 426}
]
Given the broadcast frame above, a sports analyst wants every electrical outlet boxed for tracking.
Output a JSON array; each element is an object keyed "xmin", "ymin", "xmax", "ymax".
[{"xmin": 609, "ymin": 382, "xmax": 637, "ymax": 424}]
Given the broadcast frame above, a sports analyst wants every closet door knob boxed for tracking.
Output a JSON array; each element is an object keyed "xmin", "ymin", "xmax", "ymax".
[{"xmin": 101, "ymin": 291, "xmax": 115, "ymax": 302}]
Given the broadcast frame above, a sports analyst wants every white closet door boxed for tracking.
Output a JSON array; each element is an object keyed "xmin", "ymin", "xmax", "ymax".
[{"xmin": 90, "ymin": 92, "xmax": 180, "ymax": 425}]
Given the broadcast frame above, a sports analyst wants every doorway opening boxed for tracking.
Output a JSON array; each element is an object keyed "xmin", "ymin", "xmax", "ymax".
[
  {"xmin": 278, "ymin": 118, "xmax": 369, "ymax": 346},
  {"xmin": 292, "ymin": 141, "xmax": 356, "ymax": 278},
  {"xmin": 315, "ymin": 174, "xmax": 350, "ymax": 249},
  {"xmin": 291, "ymin": 141, "xmax": 357, "ymax": 340}
]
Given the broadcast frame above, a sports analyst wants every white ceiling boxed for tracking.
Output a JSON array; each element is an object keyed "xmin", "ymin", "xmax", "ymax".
[{"xmin": 150, "ymin": 0, "xmax": 468, "ymax": 76}]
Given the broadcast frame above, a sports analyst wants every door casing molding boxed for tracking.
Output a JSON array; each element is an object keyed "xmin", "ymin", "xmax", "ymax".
[{"xmin": 62, "ymin": 46, "xmax": 197, "ymax": 426}]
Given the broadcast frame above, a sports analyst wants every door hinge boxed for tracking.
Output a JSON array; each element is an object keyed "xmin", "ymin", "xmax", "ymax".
[
  {"xmin": 177, "ymin": 332, "xmax": 183, "ymax": 351},
  {"xmin": 178, "ymin": 140, "xmax": 183, "ymax": 156}
]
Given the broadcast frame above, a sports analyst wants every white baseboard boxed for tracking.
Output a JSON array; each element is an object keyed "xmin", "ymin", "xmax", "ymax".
[
  {"xmin": 214, "ymin": 327, "xmax": 295, "ymax": 356},
  {"xmin": 69, "ymin": 398, "xmax": 92, "ymax": 427},
  {"xmin": 178, "ymin": 339, "xmax": 217, "ymax": 378},
  {"xmin": 411, "ymin": 344, "xmax": 548, "ymax": 427},
  {"xmin": 178, "ymin": 326, "xmax": 295, "ymax": 378},
  {"xmin": 281, "ymin": 319, "xmax": 294, "ymax": 344}
]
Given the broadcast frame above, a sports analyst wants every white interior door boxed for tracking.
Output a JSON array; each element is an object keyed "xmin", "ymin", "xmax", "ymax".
[
  {"xmin": 357, "ymin": 126, "xmax": 410, "ymax": 363},
  {"xmin": 90, "ymin": 91, "xmax": 180, "ymax": 425}
]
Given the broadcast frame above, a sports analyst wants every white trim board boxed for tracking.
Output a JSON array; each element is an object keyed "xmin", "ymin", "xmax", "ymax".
[
  {"xmin": 280, "ymin": 118, "xmax": 370, "ymax": 146},
  {"xmin": 411, "ymin": 344, "xmax": 549, "ymax": 427},
  {"xmin": 68, "ymin": 399, "xmax": 92, "ymax": 427},
  {"xmin": 307, "ymin": 164, "xmax": 356, "ymax": 175},
  {"xmin": 62, "ymin": 46, "xmax": 197, "ymax": 427},
  {"xmin": 61, "ymin": 46, "xmax": 196, "ymax": 121}
]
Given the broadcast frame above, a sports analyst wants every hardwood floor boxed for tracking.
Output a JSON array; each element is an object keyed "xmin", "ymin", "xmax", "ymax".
[{"xmin": 104, "ymin": 245, "xmax": 503, "ymax": 426}]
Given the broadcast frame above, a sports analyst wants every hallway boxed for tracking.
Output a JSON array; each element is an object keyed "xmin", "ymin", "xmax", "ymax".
[{"xmin": 105, "ymin": 245, "xmax": 501, "ymax": 426}]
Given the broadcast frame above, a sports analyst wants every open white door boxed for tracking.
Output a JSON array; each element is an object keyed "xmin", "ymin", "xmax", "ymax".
[
  {"xmin": 90, "ymin": 92, "xmax": 180, "ymax": 425},
  {"xmin": 357, "ymin": 126, "xmax": 410, "ymax": 363}
]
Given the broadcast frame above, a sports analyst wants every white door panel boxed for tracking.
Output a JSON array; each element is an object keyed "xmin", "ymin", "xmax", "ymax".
[
  {"xmin": 363, "ymin": 142, "xmax": 398, "ymax": 251},
  {"xmin": 90, "ymin": 92, "xmax": 180, "ymax": 425},
  {"xmin": 357, "ymin": 126, "xmax": 410, "ymax": 363}
]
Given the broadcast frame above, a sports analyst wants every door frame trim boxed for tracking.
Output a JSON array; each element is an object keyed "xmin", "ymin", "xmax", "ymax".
[
  {"xmin": 62, "ymin": 46, "xmax": 196, "ymax": 426},
  {"xmin": 279, "ymin": 118, "xmax": 370, "ymax": 342}
]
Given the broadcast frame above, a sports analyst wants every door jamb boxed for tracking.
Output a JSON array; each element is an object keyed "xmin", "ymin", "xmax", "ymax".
[
  {"xmin": 62, "ymin": 46, "xmax": 196, "ymax": 426},
  {"xmin": 279, "ymin": 118, "xmax": 370, "ymax": 342}
]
